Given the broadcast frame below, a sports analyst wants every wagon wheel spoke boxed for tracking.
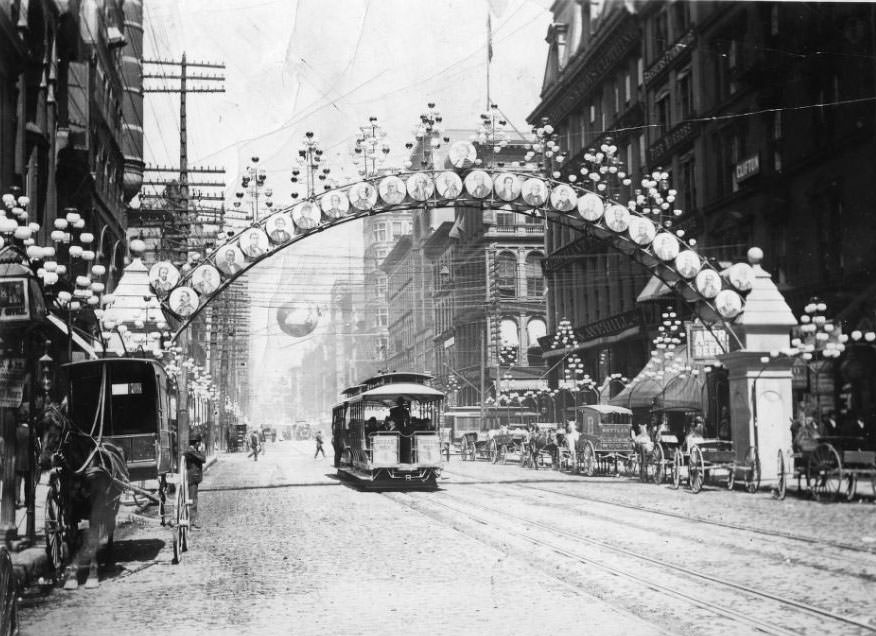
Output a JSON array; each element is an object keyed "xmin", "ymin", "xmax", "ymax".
[
  {"xmin": 744, "ymin": 446, "xmax": 760, "ymax": 493},
  {"xmin": 773, "ymin": 449, "xmax": 787, "ymax": 501},
  {"xmin": 811, "ymin": 443, "xmax": 842, "ymax": 501},
  {"xmin": 689, "ymin": 445, "xmax": 705, "ymax": 493}
]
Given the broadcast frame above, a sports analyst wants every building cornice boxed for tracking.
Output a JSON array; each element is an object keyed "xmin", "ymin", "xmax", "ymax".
[{"xmin": 529, "ymin": 10, "xmax": 640, "ymax": 125}]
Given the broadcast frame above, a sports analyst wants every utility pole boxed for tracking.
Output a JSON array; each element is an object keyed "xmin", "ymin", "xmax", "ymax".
[
  {"xmin": 141, "ymin": 54, "xmax": 227, "ymax": 262},
  {"xmin": 141, "ymin": 53, "xmax": 226, "ymax": 452}
]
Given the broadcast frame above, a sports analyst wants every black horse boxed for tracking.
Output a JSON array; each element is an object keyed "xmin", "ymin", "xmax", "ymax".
[{"xmin": 38, "ymin": 403, "xmax": 128, "ymax": 590}]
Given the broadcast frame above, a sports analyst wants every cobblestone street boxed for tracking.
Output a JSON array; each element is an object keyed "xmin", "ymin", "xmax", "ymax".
[{"xmin": 17, "ymin": 441, "xmax": 876, "ymax": 635}]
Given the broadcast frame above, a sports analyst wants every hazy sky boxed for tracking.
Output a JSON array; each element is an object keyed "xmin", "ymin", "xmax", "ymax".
[{"xmin": 143, "ymin": 0, "xmax": 553, "ymax": 403}]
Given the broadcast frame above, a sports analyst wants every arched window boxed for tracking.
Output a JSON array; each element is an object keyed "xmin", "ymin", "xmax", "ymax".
[
  {"xmin": 496, "ymin": 251, "xmax": 517, "ymax": 297},
  {"xmin": 500, "ymin": 318, "xmax": 519, "ymax": 365},
  {"xmin": 526, "ymin": 317, "xmax": 546, "ymax": 344},
  {"xmin": 526, "ymin": 252, "xmax": 544, "ymax": 296}
]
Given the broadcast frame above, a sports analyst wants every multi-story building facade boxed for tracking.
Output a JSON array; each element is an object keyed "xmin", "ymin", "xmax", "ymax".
[
  {"xmin": 531, "ymin": 1, "xmax": 876, "ymax": 426},
  {"xmin": 430, "ymin": 188, "xmax": 548, "ymax": 406},
  {"xmin": 1, "ymin": 0, "xmax": 143, "ymax": 262},
  {"xmin": 363, "ymin": 211, "xmax": 412, "ymax": 368}
]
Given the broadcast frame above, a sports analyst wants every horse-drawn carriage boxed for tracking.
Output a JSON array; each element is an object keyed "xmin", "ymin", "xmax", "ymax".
[
  {"xmin": 41, "ymin": 357, "xmax": 192, "ymax": 588},
  {"xmin": 574, "ymin": 405, "xmax": 639, "ymax": 477},
  {"xmin": 669, "ymin": 438, "xmax": 760, "ymax": 494},
  {"xmin": 442, "ymin": 407, "xmax": 538, "ymax": 462},
  {"xmin": 458, "ymin": 428, "xmax": 528, "ymax": 463},
  {"xmin": 774, "ymin": 435, "xmax": 876, "ymax": 501}
]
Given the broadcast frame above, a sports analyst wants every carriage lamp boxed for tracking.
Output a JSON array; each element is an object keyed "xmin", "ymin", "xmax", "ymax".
[{"xmin": 39, "ymin": 343, "xmax": 55, "ymax": 397}]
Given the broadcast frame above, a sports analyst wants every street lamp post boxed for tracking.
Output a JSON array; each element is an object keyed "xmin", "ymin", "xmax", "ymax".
[{"xmin": 235, "ymin": 156, "xmax": 272, "ymax": 224}]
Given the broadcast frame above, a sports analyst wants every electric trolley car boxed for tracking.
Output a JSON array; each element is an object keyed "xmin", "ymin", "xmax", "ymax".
[{"xmin": 332, "ymin": 372, "xmax": 444, "ymax": 489}]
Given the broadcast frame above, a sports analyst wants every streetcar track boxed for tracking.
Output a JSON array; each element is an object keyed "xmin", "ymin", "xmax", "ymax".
[
  {"xmin": 445, "ymin": 467, "xmax": 876, "ymax": 556},
  {"xmin": 459, "ymin": 480, "xmax": 876, "ymax": 576},
  {"xmin": 404, "ymin": 490, "xmax": 876, "ymax": 634},
  {"xmin": 387, "ymin": 491, "xmax": 799, "ymax": 636}
]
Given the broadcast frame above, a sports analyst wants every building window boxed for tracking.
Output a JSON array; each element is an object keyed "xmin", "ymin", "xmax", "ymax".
[
  {"xmin": 653, "ymin": 10, "xmax": 669, "ymax": 58},
  {"xmin": 496, "ymin": 251, "xmax": 517, "ymax": 297},
  {"xmin": 526, "ymin": 318, "xmax": 546, "ymax": 345},
  {"xmin": 496, "ymin": 210, "xmax": 514, "ymax": 227},
  {"xmin": 376, "ymin": 276, "xmax": 387, "ymax": 300},
  {"xmin": 677, "ymin": 68, "xmax": 693, "ymax": 120},
  {"xmin": 526, "ymin": 252, "xmax": 544, "ymax": 296},
  {"xmin": 655, "ymin": 89, "xmax": 671, "ymax": 136},
  {"xmin": 376, "ymin": 307, "xmax": 388, "ymax": 327},
  {"xmin": 639, "ymin": 133, "xmax": 646, "ymax": 170},
  {"xmin": 372, "ymin": 223, "xmax": 387, "ymax": 242},
  {"xmin": 614, "ymin": 83, "xmax": 620, "ymax": 114},
  {"xmin": 391, "ymin": 221, "xmax": 402, "ymax": 238},
  {"xmin": 637, "ymin": 57, "xmax": 643, "ymax": 86},
  {"xmin": 680, "ymin": 153, "xmax": 696, "ymax": 212},
  {"xmin": 673, "ymin": 2, "xmax": 690, "ymax": 37},
  {"xmin": 624, "ymin": 72, "xmax": 631, "ymax": 103},
  {"xmin": 770, "ymin": 4, "xmax": 779, "ymax": 36},
  {"xmin": 589, "ymin": 103, "xmax": 595, "ymax": 124}
]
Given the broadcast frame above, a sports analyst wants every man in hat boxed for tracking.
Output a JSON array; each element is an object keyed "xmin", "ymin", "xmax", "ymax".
[{"xmin": 184, "ymin": 434, "xmax": 206, "ymax": 529}]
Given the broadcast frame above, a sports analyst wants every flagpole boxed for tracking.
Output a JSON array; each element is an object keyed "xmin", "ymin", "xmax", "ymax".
[{"xmin": 486, "ymin": 9, "xmax": 492, "ymax": 111}]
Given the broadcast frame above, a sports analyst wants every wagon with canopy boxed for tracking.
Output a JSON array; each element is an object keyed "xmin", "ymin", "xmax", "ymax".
[
  {"xmin": 574, "ymin": 405, "xmax": 638, "ymax": 476},
  {"xmin": 44, "ymin": 357, "xmax": 192, "ymax": 578}
]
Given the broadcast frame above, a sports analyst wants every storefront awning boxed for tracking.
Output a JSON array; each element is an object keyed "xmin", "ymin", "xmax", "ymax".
[
  {"xmin": 609, "ymin": 344, "xmax": 705, "ymax": 411},
  {"xmin": 46, "ymin": 314, "xmax": 101, "ymax": 359}
]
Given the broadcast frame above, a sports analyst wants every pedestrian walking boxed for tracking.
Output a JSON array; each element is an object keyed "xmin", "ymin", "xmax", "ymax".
[
  {"xmin": 184, "ymin": 434, "xmax": 206, "ymax": 529},
  {"xmin": 248, "ymin": 429, "xmax": 260, "ymax": 461},
  {"xmin": 314, "ymin": 430, "xmax": 326, "ymax": 459}
]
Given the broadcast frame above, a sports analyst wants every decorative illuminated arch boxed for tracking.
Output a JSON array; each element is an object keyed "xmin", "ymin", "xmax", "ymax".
[{"xmin": 159, "ymin": 168, "xmax": 755, "ymax": 346}]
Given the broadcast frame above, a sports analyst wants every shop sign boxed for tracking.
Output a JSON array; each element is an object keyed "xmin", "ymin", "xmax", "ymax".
[
  {"xmin": 503, "ymin": 378, "xmax": 549, "ymax": 391},
  {"xmin": 688, "ymin": 325, "xmax": 729, "ymax": 362},
  {"xmin": 0, "ymin": 357, "xmax": 27, "ymax": 408},
  {"xmin": 734, "ymin": 154, "xmax": 760, "ymax": 183},
  {"xmin": 648, "ymin": 121, "xmax": 698, "ymax": 167}
]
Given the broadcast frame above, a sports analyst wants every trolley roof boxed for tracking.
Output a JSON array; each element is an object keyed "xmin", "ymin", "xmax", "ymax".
[{"xmin": 355, "ymin": 383, "xmax": 444, "ymax": 405}]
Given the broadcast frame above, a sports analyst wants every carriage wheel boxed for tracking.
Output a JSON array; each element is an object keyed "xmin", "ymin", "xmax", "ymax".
[
  {"xmin": 175, "ymin": 479, "xmax": 189, "ymax": 560},
  {"xmin": 811, "ymin": 443, "xmax": 843, "ymax": 501},
  {"xmin": 0, "ymin": 548, "xmax": 17, "ymax": 636},
  {"xmin": 773, "ymin": 450, "xmax": 787, "ymax": 500},
  {"xmin": 671, "ymin": 448, "xmax": 682, "ymax": 490},
  {"xmin": 489, "ymin": 439, "xmax": 499, "ymax": 464},
  {"xmin": 581, "ymin": 442, "xmax": 596, "ymax": 477},
  {"xmin": 744, "ymin": 446, "xmax": 761, "ymax": 494},
  {"xmin": 44, "ymin": 481, "xmax": 70, "ymax": 574},
  {"xmin": 653, "ymin": 443, "xmax": 665, "ymax": 485},
  {"xmin": 844, "ymin": 474, "xmax": 858, "ymax": 502},
  {"xmin": 689, "ymin": 446, "xmax": 705, "ymax": 493}
]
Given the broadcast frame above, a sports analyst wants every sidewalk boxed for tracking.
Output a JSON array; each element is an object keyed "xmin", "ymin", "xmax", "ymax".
[{"xmin": 8, "ymin": 453, "xmax": 218, "ymax": 588}]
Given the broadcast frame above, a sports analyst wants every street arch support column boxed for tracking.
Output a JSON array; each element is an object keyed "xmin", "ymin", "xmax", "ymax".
[{"xmin": 718, "ymin": 253, "xmax": 797, "ymax": 471}]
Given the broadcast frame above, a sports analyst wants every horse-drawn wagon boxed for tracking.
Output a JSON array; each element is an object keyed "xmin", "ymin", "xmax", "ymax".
[
  {"xmin": 774, "ymin": 434, "xmax": 876, "ymax": 501},
  {"xmin": 40, "ymin": 357, "xmax": 192, "ymax": 588},
  {"xmin": 442, "ymin": 407, "xmax": 538, "ymax": 462},
  {"xmin": 670, "ymin": 438, "xmax": 760, "ymax": 494},
  {"xmin": 574, "ymin": 405, "xmax": 639, "ymax": 476}
]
